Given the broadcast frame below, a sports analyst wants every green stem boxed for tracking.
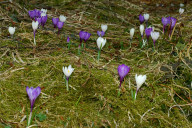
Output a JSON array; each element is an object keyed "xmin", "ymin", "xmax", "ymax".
[
  {"xmin": 121, "ymin": 42, "xmax": 124, "ymax": 49},
  {"xmin": 130, "ymin": 39, "xmax": 132, "ymax": 48},
  {"xmin": 68, "ymin": 41, "xmax": 71, "ymax": 50},
  {"xmin": 28, "ymin": 112, "xmax": 32, "ymax": 126},
  {"xmin": 98, "ymin": 49, "xmax": 101, "ymax": 62},
  {"xmin": 117, "ymin": 88, "xmax": 121, "ymax": 97}
]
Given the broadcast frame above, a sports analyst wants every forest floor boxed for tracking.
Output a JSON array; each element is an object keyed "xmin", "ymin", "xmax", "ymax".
[{"xmin": 0, "ymin": 0, "xmax": 192, "ymax": 127}]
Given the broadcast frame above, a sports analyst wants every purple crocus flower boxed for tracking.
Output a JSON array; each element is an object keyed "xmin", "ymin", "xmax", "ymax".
[
  {"xmin": 84, "ymin": 32, "xmax": 91, "ymax": 42},
  {"xmin": 52, "ymin": 18, "xmax": 59, "ymax": 28},
  {"xmin": 97, "ymin": 31, "xmax": 105, "ymax": 37},
  {"xmin": 28, "ymin": 10, "xmax": 36, "ymax": 20},
  {"xmin": 67, "ymin": 36, "xmax": 70, "ymax": 43},
  {"xmin": 26, "ymin": 86, "xmax": 41, "ymax": 112},
  {"xmin": 41, "ymin": 15, "xmax": 47, "ymax": 27},
  {"xmin": 79, "ymin": 31, "xmax": 86, "ymax": 45},
  {"xmin": 145, "ymin": 27, "xmax": 153, "ymax": 39},
  {"xmin": 117, "ymin": 64, "xmax": 130, "ymax": 88},
  {"xmin": 170, "ymin": 17, "xmax": 177, "ymax": 30},
  {"xmin": 169, "ymin": 17, "xmax": 177, "ymax": 36},
  {"xmin": 36, "ymin": 17, "xmax": 42, "ymax": 26},
  {"xmin": 162, "ymin": 17, "xmax": 169, "ymax": 33},
  {"xmin": 34, "ymin": 9, "xmax": 41, "ymax": 18},
  {"xmin": 57, "ymin": 21, "xmax": 64, "ymax": 35},
  {"xmin": 139, "ymin": 14, "xmax": 145, "ymax": 24},
  {"xmin": 166, "ymin": 16, "xmax": 171, "ymax": 24}
]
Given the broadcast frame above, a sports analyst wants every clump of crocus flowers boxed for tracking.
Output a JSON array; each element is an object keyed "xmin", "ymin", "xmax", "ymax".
[
  {"xmin": 28, "ymin": 9, "xmax": 48, "ymax": 27},
  {"xmin": 52, "ymin": 15, "xmax": 66, "ymax": 35},
  {"xmin": 26, "ymin": 86, "xmax": 41, "ymax": 126},
  {"xmin": 139, "ymin": 13, "xmax": 149, "ymax": 26},
  {"xmin": 62, "ymin": 65, "xmax": 74, "ymax": 91},
  {"xmin": 161, "ymin": 16, "xmax": 177, "ymax": 37}
]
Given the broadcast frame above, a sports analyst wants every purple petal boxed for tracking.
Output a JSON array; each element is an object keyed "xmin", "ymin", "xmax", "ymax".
[{"xmin": 118, "ymin": 64, "xmax": 130, "ymax": 82}]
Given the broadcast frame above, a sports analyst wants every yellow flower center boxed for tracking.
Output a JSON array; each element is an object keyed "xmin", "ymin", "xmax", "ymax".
[{"xmin": 68, "ymin": 70, "xmax": 70, "ymax": 73}]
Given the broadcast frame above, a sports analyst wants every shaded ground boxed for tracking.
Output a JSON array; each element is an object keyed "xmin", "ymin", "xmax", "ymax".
[{"xmin": 0, "ymin": 0, "xmax": 192, "ymax": 127}]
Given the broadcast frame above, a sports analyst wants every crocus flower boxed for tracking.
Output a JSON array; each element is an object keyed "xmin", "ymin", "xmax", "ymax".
[
  {"xmin": 117, "ymin": 64, "xmax": 130, "ymax": 88},
  {"xmin": 41, "ymin": 13, "xmax": 47, "ymax": 27},
  {"xmin": 62, "ymin": 65, "xmax": 74, "ymax": 91},
  {"xmin": 84, "ymin": 32, "xmax": 91, "ymax": 42},
  {"xmin": 180, "ymin": 3, "xmax": 184, "ymax": 7},
  {"xmin": 130, "ymin": 28, "xmax": 135, "ymax": 40},
  {"xmin": 144, "ymin": 13, "xmax": 149, "ymax": 21},
  {"xmin": 97, "ymin": 37, "xmax": 106, "ymax": 61},
  {"xmin": 179, "ymin": 8, "xmax": 184, "ymax": 15},
  {"xmin": 140, "ymin": 25, "xmax": 144, "ymax": 37},
  {"xmin": 67, "ymin": 36, "xmax": 70, "ymax": 43},
  {"xmin": 32, "ymin": 21, "xmax": 39, "ymax": 45},
  {"xmin": 135, "ymin": 74, "xmax": 146, "ymax": 99},
  {"xmin": 28, "ymin": 10, "xmax": 35, "ymax": 20},
  {"xmin": 97, "ymin": 31, "xmax": 105, "ymax": 37},
  {"xmin": 67, "ymin": 36, "xmax": 71, "ymax": 49},
  {"xmin": 170, "ymin": 17, "xmax": 177, "ymax": 30},
  {"xmin": 161, "ymin": 17, "xmax": 169, "ymax": 33},
  {"xmin": 41, "ymin": 8, "xmax": 47, "ymax": 14},
  {"xmin": 26, "ymin": 86, "xmax": 41, "ymax": 125},
  {"xmin": 97, "ymin": 37, "xmax": 106, "ymax": 50},
  {"xmin": 139, "ymin": 14, "xmax": 145, "ymax": 24},
  {"xmin": 52, "ymin": 17, "xmax": 59, "ymax": 28},
  {"xmin": 8, "ymin": 27, "xmax": 15, "ymax": 37},
  {"xmin": 59, "ymin": 15, "xmax": 67, "ymax": 22},
  {"xmin": 36, "ymin": 17, "xmax": 41, "ymax": 26},
  {"xmin": 79, "ymin": 31, "xmax": 86, "ymax": 46},
  {"xmin": 101, "ymin": 24, "xmax": 108, "ymax": 32},
  {"xmin": 169, "ymin": 17, "xmax": 177, "ymax": 36},
  {"xmin": 145, "ymin": 27, "xmax": 153, "ymax": 40},
  {"xmin": 151, "ymin": 31, "xmax": 160, "ymax": 47},
  {"xmin": 34, "ymin": 9, "xmax": 41, "ymax": 18},
  {"xmin": 57, "ymin": 21, "xmax": 64, "ymax": 35}
]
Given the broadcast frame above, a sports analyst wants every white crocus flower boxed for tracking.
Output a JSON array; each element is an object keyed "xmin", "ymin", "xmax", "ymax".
[
  {"xmin": 130, "ymin": 28, "xmax": 135, "ymax": 40},
  {"xmin": 59, "ymin": 15, "xmax": 67, "ymax": 22},
  {"xmin": 135, "ymin": 74, "xmax": 147, "ymax": 91},
  {"xmin": 41, "ymin": 13, "xmax": 46, "ymax": 17},
  {"xmin": 151, "ymin": 31, "xmax": 160, "ymax": 41},
  {"xmin": 140, "ymin": 25, "xmax": 144, "ymax": 37},
  {"xmin": 32, "ymin": 21, "xmax": 39, "ymax": 31},
  {"xmin": 62, "ymin": 65, "xmax": 74, "ymax": 78},
  {"xmin": 135, "ymin": 74, "xmax": 147, "ymax": 99},
  {"xmin": 41, "ymin": 8, "xmax": 47, "ymax": 14},
  {"xmin": 101, "ymin": 24, "xmax": 108, "ymax": 32},
  {"xmin": 180, "ymin": 3, "xmax": 184, "ymax": 7},
  {"xmin": 179, "ymin": 8, "xmax": 184, "ymax": 15},
  {"xmin": 32, "ymin": 21, "xmax": 38, "ymax": 45},
  {"xmin": 144, "ymin": 13, "xmax": 149, "ymax": 21},
  {"xmin": 8, "ymin": 27, "xmax": 15, "ymax": 36},
  {"xmin": 97, "ymin": 37, "xmax": 106, "ymax": 50}
]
